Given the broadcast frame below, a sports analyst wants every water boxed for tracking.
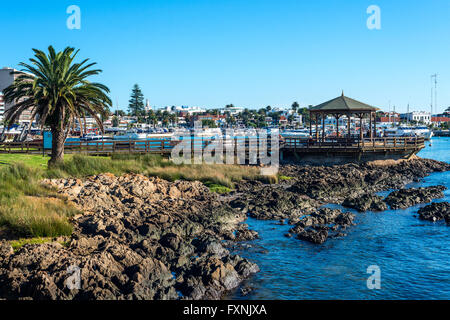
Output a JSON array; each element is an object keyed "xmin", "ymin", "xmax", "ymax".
[{"xmin": 231, "ymin": 137, "xmax": 450, "ymax": 300}]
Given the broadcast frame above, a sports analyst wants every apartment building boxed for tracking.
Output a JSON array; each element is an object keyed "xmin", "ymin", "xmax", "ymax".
[
  {"xmin": 400, "ymin": 111, "xmax": 431, "ymax": 124},
  {"xmin": 0, "ymin": 67, "xmax": 34, "ymax": 125},
  {"xmin": 0, "ymin": 93, "xmax": 4, "ymax": 122}
]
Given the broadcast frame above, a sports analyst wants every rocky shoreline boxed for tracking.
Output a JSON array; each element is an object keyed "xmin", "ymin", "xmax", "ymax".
[
  {"xmin": 0, "ymin": 174, "xmax": 259, "ymax": 300},
  {"xmin": 0, "ymin": 158, "xmax": 449, "ymax": 300}
]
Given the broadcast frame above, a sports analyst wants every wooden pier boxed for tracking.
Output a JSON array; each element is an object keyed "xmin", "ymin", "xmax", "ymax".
[
  {"xmin": 281, "ymin": 136, "xmax": 425, "ymax": 164},
  {"xmin": 0, "ymin": 136, "xmax": 425, "ymax": 165},
  {"xmin": 283, "ymin": 136, "xmax": 425, "ymax": 153}
]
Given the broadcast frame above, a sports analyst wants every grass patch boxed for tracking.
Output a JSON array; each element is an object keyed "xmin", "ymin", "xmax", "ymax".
[
  {"xmin": 10, "ymin": 237, "xmax": 54, "ymax": 251},
  {"xmin": 279, "ymin": 175, "xmax": 293, "ymax": 180},
  {"xmin": 204, "ymin": 182, "xmax": 232, "ymax": 194},
  {"xmin": 0, "ymin": 162, "xmax": 78, "ymax": 238},
  {"xmin": 0, "ymin": 154, "xmax": 50, "ymax": 169},
  {"xmin": 51, "ymin": 154, "xmax": 268, "ymax": 189},
  {"xmin": 10, "ymin": 236, "xmax": 69, "ymax": 251},
  {"xmin": 0, "ymin": 153, "xmax": 277, "ymax": 240}
]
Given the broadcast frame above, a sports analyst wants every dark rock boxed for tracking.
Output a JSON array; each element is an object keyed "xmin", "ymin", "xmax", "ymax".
[
  {"xmin": 343, "ymin": 194, "xmax": 387, "ymax": 212},
  {"xmin": 282, "ymin": 158, "xmax": 450, "ymax": 203},
  {"xmin": 289, "ymin": 208, "xmax": 355, "ymax": 244},
  {"xmin": 232, "ymin": 183, "xmax": 320, "ymax": 221},
  {"xmin": 417, "ymin": 202, "xmax": 450, "ymax": 223},
  {"xmin": 385, "ymin": 185, "xmax": 446, "ymax": 210}
]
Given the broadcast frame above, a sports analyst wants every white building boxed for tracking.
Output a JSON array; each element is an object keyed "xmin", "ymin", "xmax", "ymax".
[
  {"xmin": 324, "ymin": 115, "xmax": 360, "ymax": 126},
  {"xmin": 162, "ymin": 105, "xmax": 206, "ymax": 114},
  {"xmin": 0, "ymin": 68, "xmax": 17, "ymax": 123},
  {"xmin": 221, "ymin": 105, "xmax": 243, "ymax": 116},
  {"xmin": 0, "ymin": 67, "xmax": 34, "ymax": 125},
  {"xmin": 400, "ymin": 111, "xmax": 431, "ymax": 124},
  {"xmin": 145, "ymin": 99, "xmax": 152, "ymax": 113},
  {"xmin": 292, "ymin": 114, "xmax": 303, "ymax": 126},
  {"xmin": 0, "ymin": 67, "xmax": 16, "ymax": 93},
  {"xmin": 0, "ymin": 93, "xmax": 4, "ymax": 122}
]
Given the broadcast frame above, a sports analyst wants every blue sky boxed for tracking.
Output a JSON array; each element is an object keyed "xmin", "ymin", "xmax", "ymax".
[{"xmin": 1, "ymin": 0, "xmax": 449, "ymax": 113}]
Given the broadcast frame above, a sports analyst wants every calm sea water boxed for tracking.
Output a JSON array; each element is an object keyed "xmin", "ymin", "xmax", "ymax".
[{"xmin": 231, "ymin": 137, "xmax": 450, "ymax": 300}]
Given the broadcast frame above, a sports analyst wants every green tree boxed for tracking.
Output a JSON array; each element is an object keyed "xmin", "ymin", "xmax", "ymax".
[
  {"xmin": 128, "ymin": 84, "xmax": 145, "ymax": 117},
  {"xmin": 202, "ymin": 119, "xmax": 217, "ymax": 128},
  {"xmin": 101, "ymin": 106, "xmax": 111, "ymax": 122},
  {"xmin": 169, "ymin": 113, "xmax": 177, "ymax": 126},
  {"xmin": 112, "ymin": 115, "xmax": 120, "ymax": 127},
  {"xmin": 2, "ymin": 46, "xmax": 111, "ymax": 166},
  {"xmin": 291, "ymin": 101, "xmax": 299, "ymax": 113},
  {"xmin": 226, "ymin": 115, "xmax": 236, "ymax": 126},
  {"xmin": 115, "ymin": 109, "xmax": 126, "ymax": 117},
  {"xmin": 297, "ymin": 107, "xmax": 311, "ymax": 124}
]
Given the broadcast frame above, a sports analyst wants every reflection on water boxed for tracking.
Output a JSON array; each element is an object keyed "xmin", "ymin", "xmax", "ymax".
[{"xmin": 230, "ymin": 137, "xmax": 450, "ymax": 300}]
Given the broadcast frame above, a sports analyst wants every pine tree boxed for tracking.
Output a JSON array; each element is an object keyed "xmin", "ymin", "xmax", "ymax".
[{"xmin": 128, "ymin": 84, "xmax": 145, "ymax": 117}]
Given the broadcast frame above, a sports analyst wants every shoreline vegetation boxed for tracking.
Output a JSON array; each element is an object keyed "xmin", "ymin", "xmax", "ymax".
[{"xmin": 0, "ymin": 154, "xmax": 274, "ymax": 241}]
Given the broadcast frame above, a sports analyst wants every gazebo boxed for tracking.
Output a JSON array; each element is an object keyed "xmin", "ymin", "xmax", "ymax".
[{"xmin": 309, "ymin": 92, "xmax": 379, "ymax": 144}]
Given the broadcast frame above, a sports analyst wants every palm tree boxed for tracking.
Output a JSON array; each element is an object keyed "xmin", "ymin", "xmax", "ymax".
[
  {"xmin": 2, "ymin": 46, "xmax": 111, "ymax": 166},
  {"xmin": 169, "ymin": 113, "xmax": 177, "ymax": 126}
]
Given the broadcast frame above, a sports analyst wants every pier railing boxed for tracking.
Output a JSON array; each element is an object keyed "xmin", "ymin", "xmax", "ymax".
[
  {"xmin": 0, "ymin": 139, "xmax": 176, "ymax": 155},
  {"xmin": 282, "ymin": 136, "xmax": 425, "ymax": 151},
  {"xmin": 0, "ymin": 137, "xmax": 270, "ymax": 155},
  {"xmin": 0, "ymin": 136, "xmax": 425, "ymax": 156}
]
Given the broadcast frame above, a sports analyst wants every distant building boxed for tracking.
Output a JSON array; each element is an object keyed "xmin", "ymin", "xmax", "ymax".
[
  {"xmin": 162, "ymin": 105, "xmax": 206, "ymax": 115},
  {"xmin": 400, "ymin": 111, "xmax": 431, "ymax": 124},
  {"xmin": 379, "ymin": 116, "xmax": 400, "ymax": 123},
  {"xmin": 0, "ymin": 67, "xmax": 16, "ymax": 92},
  {"xmin": 431, "ymin": 116, "xmax": 450, "ymax": 125},
  {"xmin": 221, "ymin": 105, "xmax": 243, "ymax": 116},
  {"xmin": 279, "ymin": 115, "xmax": 288, "ymax": 126},
  {"xmin": 0, "ymin": 67, "xmax": 34, "ymax": 125},
  {"xmin": 0, "ymin": 94, "xmax": 4, "ymax": 122},
  {"xmin": 265, "ymin": 116, "xmax": 273, "ymax": 125},
  {"xmin": 0, "ymin": 96, "xmax": 4, "ymax": 122},
  {"xmin": 292, "ymin": 114, "xmax": 303, "ymax": 126},
  {"xmin": 324, "ymin": 115, "xmax": 359, "ymax": 126},
  {"xmin": 192, "ymin": 113, "xmax": 226, "ymax": 126},
  {"xmin": 0, "ymin": 68, "xmax": 17, "ymax": 124},
  {"xmin": 145, "ymin": 99, "xmax": 152, "ymax": 113}
]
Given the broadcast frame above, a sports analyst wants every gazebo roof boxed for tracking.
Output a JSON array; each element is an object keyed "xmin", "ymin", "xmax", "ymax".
[{"xmin": 310, "ymin": 92, "xmax": 378, "ymax": 113}]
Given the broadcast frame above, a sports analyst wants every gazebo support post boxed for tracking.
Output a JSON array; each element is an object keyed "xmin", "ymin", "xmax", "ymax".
[
  {"xmin": 359, "ymin": 114, "xmax": 364, "ymax": 146},
  {"xmin": 373, "ymin": 112, "xmax": 377, "ymax": 145},
  {"xmin": 315, "ymin": 113, "xmax": 319, "ymax": 141},
  {"xmin": 347, "ymin": 113, "xmax": 351, "ymax": 142},
  {"xmin": 371, "ymin": 112, "xmax": 375, "ymax": 147},
  {"xmin": 335, "ymin": 114, "xmax": 339, "ymax": 140},
  {"xmin": 309, "ymin": 113, "xmax": 312, "ymax": 137},
  {"xmin": 322, "ymin": 113, "xmax": 325, "ymax": 144}
]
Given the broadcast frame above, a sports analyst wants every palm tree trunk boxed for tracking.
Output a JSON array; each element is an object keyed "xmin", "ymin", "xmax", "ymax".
[{"xmin": 48, "ymin": 126, "xmax": 65, "ymax": 166}]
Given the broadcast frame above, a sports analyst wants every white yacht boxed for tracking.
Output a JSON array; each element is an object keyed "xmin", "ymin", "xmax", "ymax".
[
  {"xmin": 281, "ymin": 129, "xmax": 310, "ymax": 138},
  {"xmin": 383, "ymin": 127, "xmax": 401, "ymax": 137},
  {"xmin": 383, "ymin": 126, "xmax": 433, "ymax": 140},
  {"xmin": 80, "ymin": 133, "xmax": 108, "ymax": 141},
  {"xmin": 113, "ymin": 129, "xmax": 148, "ymax": 140},
  {"xmin": 411, "ymin": 126, "xmax": 433, "ymax": 140}
]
